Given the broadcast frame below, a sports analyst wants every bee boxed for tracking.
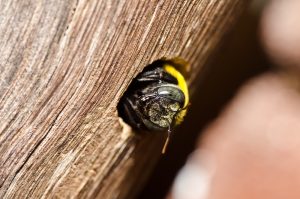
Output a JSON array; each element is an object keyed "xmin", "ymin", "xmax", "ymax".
[{"xmin": 118, "ymin": 58, "xmax": 190, "ymax": 153}]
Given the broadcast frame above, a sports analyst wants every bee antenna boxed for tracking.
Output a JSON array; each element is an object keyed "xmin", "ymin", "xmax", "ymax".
[
  {"xmin": 161, "ymin": 108, "xmax": 181, "ymax": 154},
  {"xmin": 162, "ymin": 126, "xmax": 172, "ymax": 154}
]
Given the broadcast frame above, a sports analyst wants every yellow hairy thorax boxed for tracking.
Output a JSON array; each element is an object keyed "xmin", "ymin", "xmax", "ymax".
[{"xmin": 163, "ymin": 64, "xmax": 189, "ymax": 125}]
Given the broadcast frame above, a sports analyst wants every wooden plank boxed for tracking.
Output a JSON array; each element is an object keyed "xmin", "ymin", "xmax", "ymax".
[{"xmin": 0, "ymin": 0, "xmax": 247, "ymax": 198}]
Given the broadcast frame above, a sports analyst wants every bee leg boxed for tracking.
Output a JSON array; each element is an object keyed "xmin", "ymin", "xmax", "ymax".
[
  {"xmin": 137, "ymin": 67, "xmax": 178, "ymax": 84},
  {"xmin": 121, "ymin": 97, "xmax": 144, "ymax": 130}
]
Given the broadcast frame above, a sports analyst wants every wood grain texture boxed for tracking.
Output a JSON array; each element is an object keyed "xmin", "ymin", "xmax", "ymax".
[{"xmin": 0, "ymin": 0, "xmax": 247, "ymax": 198}]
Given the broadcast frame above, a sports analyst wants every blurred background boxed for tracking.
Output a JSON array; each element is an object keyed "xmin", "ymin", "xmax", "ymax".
[{"xmin": 138, "ymin": 0, "xmax": 300, "ymax": 199}]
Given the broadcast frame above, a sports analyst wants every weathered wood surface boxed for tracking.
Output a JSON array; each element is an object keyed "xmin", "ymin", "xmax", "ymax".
[{"xmin": 0, "ymin": 0, "xmax": 247, "ymax": 198}]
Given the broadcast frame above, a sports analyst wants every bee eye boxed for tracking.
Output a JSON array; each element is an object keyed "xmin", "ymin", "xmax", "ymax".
[{"xmin": 157, "ymin": 86, "xmax": 185, "ymax": 106}]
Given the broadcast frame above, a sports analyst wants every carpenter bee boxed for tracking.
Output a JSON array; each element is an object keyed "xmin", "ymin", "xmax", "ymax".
[{"xmin": 118, "ymin": 59, "xmax": 190, "ymax": 153}]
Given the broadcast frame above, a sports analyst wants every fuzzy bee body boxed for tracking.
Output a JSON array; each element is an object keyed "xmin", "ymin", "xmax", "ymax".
[{"xmin": 118, "ymin": 60, "xmax": 189, "ymax": 132}]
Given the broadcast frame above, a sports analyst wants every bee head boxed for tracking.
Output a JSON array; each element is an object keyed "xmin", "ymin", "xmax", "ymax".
[{"xmin": 141, "ymin": 84, "xmax": 185, "ymax": 131}]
